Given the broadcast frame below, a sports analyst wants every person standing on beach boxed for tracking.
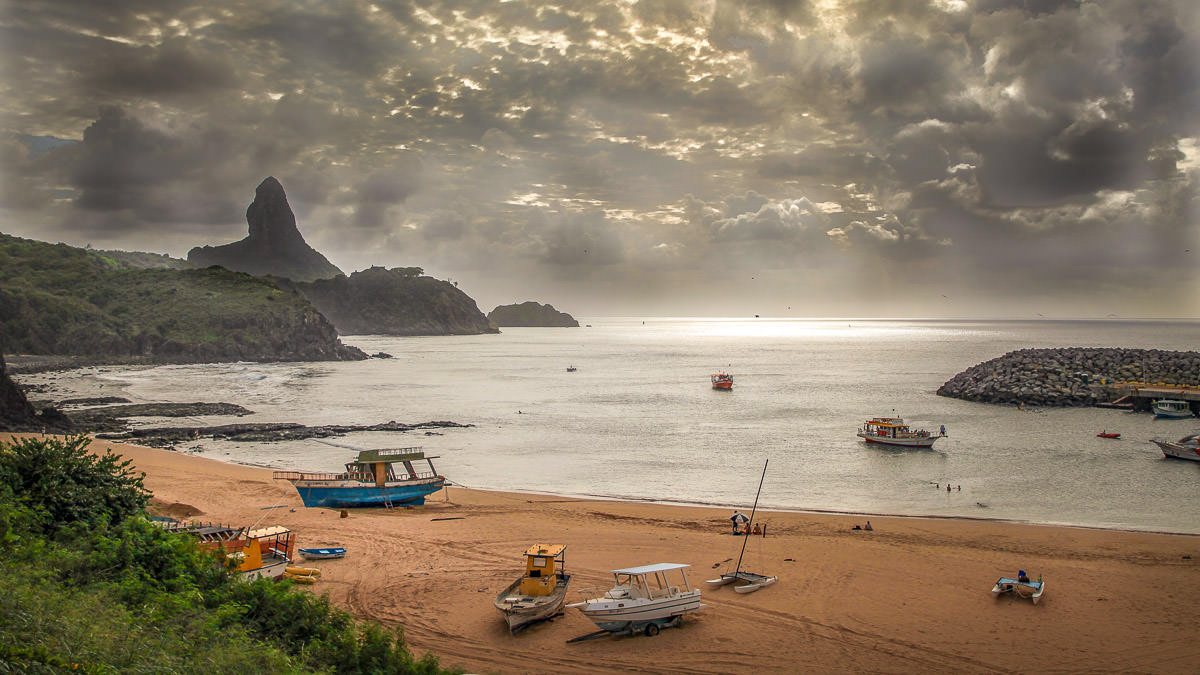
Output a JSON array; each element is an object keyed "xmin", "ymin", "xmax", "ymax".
[{"xmin": 731, "ymin": 510, "xmax": 748, "ymax": 534}]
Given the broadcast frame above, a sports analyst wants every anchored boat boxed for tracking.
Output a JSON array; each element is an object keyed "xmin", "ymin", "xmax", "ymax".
[
  {"xmin": 1150, "ymin": 433, "xmax": 1200, "ymax": 462},
  {"xmin": 1152, "ymin": 399, "xmax": 1194, "ymax": 419},
  {"xmin": 857, "ymin": 416, "xmax": 946, "ymax": 448},
  {"xmin": 494, "ymin": 544, "xmax": 571, "ymax": 634},
  {"xmin": 273, "ymin": 447, "xmax": 446, "ymax": 509},
  {"xmin": 569, "ymin": 563, "xmax": 704, "ymax": 634}
]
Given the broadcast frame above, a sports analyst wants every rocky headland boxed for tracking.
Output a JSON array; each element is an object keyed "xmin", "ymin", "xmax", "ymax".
[
  {"xmin": 187, "ymin": 176, "xmax": 344, "ymax": 282},
  {"xmin": 937, "ymin": 347, "xmax": 1200, "ymax": 407},
  {"xmin": 487, "ymin": 301, "xmax": 579, "ymax": 327},
  {"xmin": 0, "ymin": 233, "xmax": 366, "ymax": 364},
  {"xmin": 282, "ymin": 267, "xmax": 499, "ymax": 336}
]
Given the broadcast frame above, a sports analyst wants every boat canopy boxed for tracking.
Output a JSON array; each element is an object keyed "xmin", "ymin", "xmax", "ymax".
[
  {"xmin": 612, "ymin": 562, "xmax": 690, "ymax": 575},
  {"xmin": 355, "ymin": 447, "xmax": 437, "ymax": 463},
  {"xmin": 525, "ymin": 544, "xmax": 566, "ymax": 558},
  {"xmin": 864, "ymin": 418, "xmax": 907, "ymax": 428}
]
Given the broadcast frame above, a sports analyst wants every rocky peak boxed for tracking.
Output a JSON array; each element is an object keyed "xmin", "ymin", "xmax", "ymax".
[
  {"xmin": 246, "ymin": 176, "xmax": 301, "ymax": 251},
  {"xmin": 187, "ymin": 177, "xmax": 344, "ymax": 282}
]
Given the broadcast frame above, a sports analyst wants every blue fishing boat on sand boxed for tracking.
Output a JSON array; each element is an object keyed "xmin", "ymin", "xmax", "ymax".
[{"xmin": 273, "ymin": 447, "xmax": 446, "ymax": 509}]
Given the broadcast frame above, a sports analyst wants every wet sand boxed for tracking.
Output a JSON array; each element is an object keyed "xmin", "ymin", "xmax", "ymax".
[{"xmin": 9, "ymin": 433, "xmax": 1199, "ymax": 674}]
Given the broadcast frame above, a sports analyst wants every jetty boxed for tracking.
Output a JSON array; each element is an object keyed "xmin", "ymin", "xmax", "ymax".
[{"xmin": 1109, "ymin": 385, "xmax": 1200, "ymax": 414}]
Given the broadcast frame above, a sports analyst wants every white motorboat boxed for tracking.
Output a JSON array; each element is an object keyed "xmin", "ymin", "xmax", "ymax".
[
  {"xmin": 1152, "ymin": 399, "xmax": 1194, "ymax": 419},
  {"xmin": 1150, "ymin": 433, "xmax": 1200, "ymax": 462},
  {"xmin": 569, "ymin": 563, "xmax": 704, "ymax": 632},
  {"xmin": 857, "ymin": 416, "xmax": 945, "ymax": 448}
]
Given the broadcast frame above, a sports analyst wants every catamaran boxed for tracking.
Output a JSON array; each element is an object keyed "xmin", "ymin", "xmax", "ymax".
[{"xmin": 707, "ymin": 459, "xmax": 777, "ymax": 593}]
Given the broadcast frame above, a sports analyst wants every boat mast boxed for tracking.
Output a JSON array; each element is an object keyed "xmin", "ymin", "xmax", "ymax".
[{"xmin": 735, "ymin": 459, "xmax": 768, "ymax": 574}]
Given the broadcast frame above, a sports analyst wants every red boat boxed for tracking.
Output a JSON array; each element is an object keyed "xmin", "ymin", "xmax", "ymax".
[
  {"xmin": 1097, "ymin": 432, "xmax": 1121, "ymax": 439},
  {"xmin": 711, "ymin": 373, "xmax": 733, "ymax": 390}
]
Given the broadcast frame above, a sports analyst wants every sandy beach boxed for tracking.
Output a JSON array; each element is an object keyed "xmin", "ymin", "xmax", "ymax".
[{"xmin": 10, "ymin": 433, "xmax": 1199, "ymax": 674}]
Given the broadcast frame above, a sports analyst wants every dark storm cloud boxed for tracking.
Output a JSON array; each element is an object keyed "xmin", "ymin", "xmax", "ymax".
[{"xmin": 1, "ymin": 0, "xmax": 1196, "ymax": 316}]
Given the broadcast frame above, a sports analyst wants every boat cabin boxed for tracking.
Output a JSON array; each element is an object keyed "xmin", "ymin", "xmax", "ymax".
[
  {"xmin": 605, "ymin": 562, "xmax": 695, "ymax": 601},
  {"xmin": 519, "ymin": 544, "xmax": 567, "ymax": 596},
  {"xmin": 344, "ymin": 447, "xmax": 440, "ymax": 486}
]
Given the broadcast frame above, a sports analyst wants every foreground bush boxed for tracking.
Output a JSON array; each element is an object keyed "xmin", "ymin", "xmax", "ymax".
[{"xmin": 0, "ymin": 435, "xmax": 454, "ymax": 674}]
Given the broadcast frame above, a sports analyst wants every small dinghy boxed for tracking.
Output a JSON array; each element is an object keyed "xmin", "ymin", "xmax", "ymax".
[
  {"xmin": 299, "ymin": 547, "xmax": 346, "ymax": 560},
  {"xmin": 1096, "ymin": 431, "xmax": 1120, "ymax": 439},
  {"xmin": 991, "ymin": 571, "xmax": 1044, "ymax": 604}
]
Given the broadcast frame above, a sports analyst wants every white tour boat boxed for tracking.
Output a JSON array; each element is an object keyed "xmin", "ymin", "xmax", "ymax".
[{"xmin": 857, "ymin": 416, "xmax": 946, "ymax": 448}]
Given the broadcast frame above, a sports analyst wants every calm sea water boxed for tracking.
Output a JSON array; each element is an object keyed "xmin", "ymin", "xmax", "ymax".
[{"xmin": 31, "ymin": 318, "xmax": 1200, "ymax": 534}]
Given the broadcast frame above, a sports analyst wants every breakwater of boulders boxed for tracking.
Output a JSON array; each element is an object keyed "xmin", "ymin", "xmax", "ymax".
[{"xmin": 936, "ymin": 348, "xmax": 1200, "ymax": 407}]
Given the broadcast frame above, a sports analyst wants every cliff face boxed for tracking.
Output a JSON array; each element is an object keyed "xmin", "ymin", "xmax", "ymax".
[
  {"xmin": 282, "ymin": 267, "xmax": 499, "ymax": 336},
  {"xmin": 0, "ymin": 233, "xmax": 366, "ymax": 364},
  {"xmin": 488, "ymin": 302, "xmax": 579, "ymax": 327},
  {"xmin": 0, "ymin": 352, "xmax": 37, "ymax": 431},
  {"xmin": 187, "ymin": 177, "xmax": 343, "ymax": 282}
]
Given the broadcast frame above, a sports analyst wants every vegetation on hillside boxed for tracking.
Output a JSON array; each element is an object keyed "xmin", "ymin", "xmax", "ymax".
[
  {"xmin": 0, "ymin": 233, "xmax": 364, "ymax": 362},
  {"xmin": 0, "ymin": 434, "xmax": 453, "ymax": 674},
  {"xmin": 280, "ymin": 266, "xmax": 499, "ymax": 336}
]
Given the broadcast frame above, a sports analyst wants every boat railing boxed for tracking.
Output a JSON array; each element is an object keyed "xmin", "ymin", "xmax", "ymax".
[{"xmin": 272, "ymin": 470, "xmax": 441, "ymax": 482}]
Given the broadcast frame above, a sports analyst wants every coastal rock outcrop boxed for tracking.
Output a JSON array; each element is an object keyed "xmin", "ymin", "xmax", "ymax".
[
  {"xmin": 188, "ymin": 177, "xmax": 344, "ymax": 282},
  {"xmin": 280, "ymin": 267, "xmax": 499, "ymax": 336},
  {"xmin": 0, "ymin": 233, "xmax": 366, "ymax": 364},
  {"xmin": 0, "ymin": 352, "xmax": 37, "ymax": 430},
  {"xmin": 487, "ymin": 301, "xmax": 579, "ymax": 327},
  {"xmin": 937, "ymin": 348, "xmax": 1200, "ymax": 407},
  {"xmin": 0, "ymin": 353, "xmax": 72, "ymax": 431}
]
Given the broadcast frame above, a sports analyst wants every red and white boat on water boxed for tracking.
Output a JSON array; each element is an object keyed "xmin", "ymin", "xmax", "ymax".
[
  {"xmin": 857, "ymin": 416, "xmax": 946, "ymax": 449},
  {"xmin": 711, "ymin": 373, "xmax": 733, "ymax": 390}
]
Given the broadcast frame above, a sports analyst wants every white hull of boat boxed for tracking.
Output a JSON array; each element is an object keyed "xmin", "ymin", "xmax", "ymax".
[
  {"xmin": 858, "ymin": 433, "xmax": 941, "ymax": 448},
  {"xmin": 1152, "ymin": 439, "xmax": 1200, "ymax": 462},
  {"xmin": 707, "ymin": 571, "xmax": 777, "ymax": 593},
  {"xmin": 734, "ymin": 576, "xmax": 777, "ymax": 593},
  {"xmin": 574, "ymin": 591, "xmax": 703, "ymax": 632}
]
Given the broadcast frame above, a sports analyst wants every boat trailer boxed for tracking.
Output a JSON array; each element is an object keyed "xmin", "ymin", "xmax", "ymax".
[{"xmin": 566, "ymin": 616, "xmax": 684, "ymax": 643}]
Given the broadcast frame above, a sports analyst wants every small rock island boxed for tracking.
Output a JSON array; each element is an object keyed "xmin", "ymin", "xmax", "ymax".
[{"xmin": 487, "ymin": 302, "xmax": 579, "ymax": 327}]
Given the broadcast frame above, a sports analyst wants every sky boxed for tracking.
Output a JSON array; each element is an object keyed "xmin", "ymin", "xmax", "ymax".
[{"xmin": 1, "ymin": 0, "xmax": 1198, "ymax": 318}]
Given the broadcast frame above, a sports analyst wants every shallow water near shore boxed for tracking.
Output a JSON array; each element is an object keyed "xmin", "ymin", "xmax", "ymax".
[{"xmin": 27, "ymin": 318, "xmax": 1200, "ymax": 534}]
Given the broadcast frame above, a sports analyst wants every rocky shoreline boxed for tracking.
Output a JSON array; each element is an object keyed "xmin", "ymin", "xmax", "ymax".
[{"xmin": 937, "ymin": 347, "xmax": 1200, "ymax": 407}]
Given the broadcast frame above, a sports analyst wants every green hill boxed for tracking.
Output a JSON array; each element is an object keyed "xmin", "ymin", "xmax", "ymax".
[
  {"xmin": 281, "ymin": 266, "xmax": 499, "ymax": 336},
  {"xmin": 0, "ymin": 233, "xmax": 365, "ymax": 363}
]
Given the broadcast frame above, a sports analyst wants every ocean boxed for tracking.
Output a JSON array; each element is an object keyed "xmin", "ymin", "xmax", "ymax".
[{"xmin": 29, "ymin": 318, "xmax": 1200, "ymax": 534}]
